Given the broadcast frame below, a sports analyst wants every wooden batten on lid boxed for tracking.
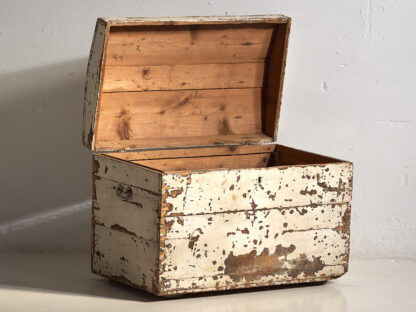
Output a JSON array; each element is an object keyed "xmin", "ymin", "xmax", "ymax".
[{"xmin": 82, "ymin": 15, "xmax": 291, "ymax": 152}]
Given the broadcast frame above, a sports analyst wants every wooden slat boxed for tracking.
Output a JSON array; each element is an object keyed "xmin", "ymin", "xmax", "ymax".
[
  {"xmin": 94, "ymin": 177, "xmax": 160, "ymax": 242},
  {"xmin": 106, "ymin": 25, "xmax": 274, "ymax": 66},
  {"xmin": 275, "ymin": 145, "xmax": 345, "ymax": 165},
  {"xmin": 134, "ymin": 153, "xmax": 271, "ymax": 172},
  {"xmin": 102, "ymin": 15, "xmax": 289, "ymax": 26},
  {"xmin": 92, "ymin": 224, "xmax": 159, "ymax": 294},
  {"xmin": 263, "ymin": 21, "xmax": 291, "ymax": 139},
  {"xmin": 161, "ymin": 203, "xmax": 350, "ymax": 280},
  {"xmin": 95, "ymin": 88, "xmax": 262, "ymax": 142},
  {"xmin": 82, "ymin": 19, "xmax": 107, "ymax": 149},
  {"xmin": 106, "ymin": 43, "xmax": 269, "ymax": 66},
  {"xmin": 101, "ymin": 63, "xmax": 265, "ymax": 92},
  {"xmin": 83, "ymin": 16, "xmax": 291, "ymax": 152},
  {"xmin": 105, "ymin": 145, "xmax": 276, "ymax": 161},
  {"xmin": 108, "ymin": 25, "xmax": 275, "ymax": 45},
  {"xmin": 94, "ymin": 133, "xmax": 273, "ymax": 152},
  {"xmin": 93, "ymin": 154, "xmax": 162, "ymax": 192},
  {"xmin": 162, "ymin": 161, "xmax": 353, "ymax": 216}
]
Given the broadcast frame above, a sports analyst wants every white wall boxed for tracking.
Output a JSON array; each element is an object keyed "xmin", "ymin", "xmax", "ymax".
[{"xmin": 0, "ymin": 0, "xmax": 415, "ymax": 259}]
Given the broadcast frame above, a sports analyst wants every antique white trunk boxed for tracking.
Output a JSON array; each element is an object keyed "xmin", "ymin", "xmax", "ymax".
[{"xmin": 83, "ymin": 15, "xmax": 353, "ymax": 296}]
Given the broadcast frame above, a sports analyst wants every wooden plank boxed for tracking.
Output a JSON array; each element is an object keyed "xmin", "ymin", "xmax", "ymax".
[
  {"xmin": 263, "ymin": 21, "xmax": 291, "ymax": 139},
  {"xmin": 92, "ymin": 224, "xmax": 159, "ymax": 295},
  {"xmin": 160, "ymin": 203, "xmax": 350, "ymax": 281},
  {"xmin": 94, "ymin": 133, "xmax": 273, "ymax": 152},
  {"xmin": 106, "ymin": 42, "xmax": 269, "ymax": 66},
  {"xmin": 108, "ymin": 24, "xmax": 275, "ymax": 46},
  {"xmin": 159, "ymin": 272, "xmax": 341, "ymax": 295},
  {"xmin": 105, "ymin": 145, "xmax": 276, "ymax": 161},
  {"xmin": 161, "ymin": 161, "xmax": 353, "ymax": 216},
  {"xmin": 101, "ymin": 63, "xmax": 265, "ymax": 92},
  {"xmin": 83, "ymin": 16, "xmax": 290, "ymax": 153},
  {"xmin": 106, "ymin": 24, "xmax": 273, "ymax": 66},
  {"xmin": 93, "ymin": 154, "xmax": 162, "ymax": 193},
  {"xmin": 95, "ymin": 88, "xmax": 262, "ymax": 142},
  {"xmin": 134, "ymin": 153, "xmax": 271, "ymax": 172},
  {"xmin": 82, "ymin": 19, "xmax": 107, "ymax": 149},
  {"xmin": 93, "ymin": 177, "xmax": 160, "ymax": 242},
  {"xmin": 101, "ymin": 15, "xmax": 290, "ymax": 26},
  {"xmin": 275, "ymin": 144, "xmax": 347, "ymax": 165}
]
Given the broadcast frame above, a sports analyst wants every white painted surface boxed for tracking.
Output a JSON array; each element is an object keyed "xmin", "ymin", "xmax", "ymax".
[
  {"xmin": 0, "ymin": 251, "xmax": 415, "ymax": 312},
  {"xmin": 0, "ymin": 0, "xmax": 415, "ymax": 259}
]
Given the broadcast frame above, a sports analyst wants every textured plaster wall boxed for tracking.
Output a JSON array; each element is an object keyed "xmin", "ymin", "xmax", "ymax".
[{"xmin": 0, "ymin": 0, "xmax": 415, "ymax": 259}]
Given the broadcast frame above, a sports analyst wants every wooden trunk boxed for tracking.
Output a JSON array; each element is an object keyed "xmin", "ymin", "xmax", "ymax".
[{"xmin": 83, "ymin": 15, "xmax": 353, "ymax": 296}]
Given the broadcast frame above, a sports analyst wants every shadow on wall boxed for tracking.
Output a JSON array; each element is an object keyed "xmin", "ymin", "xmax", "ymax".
[{"xmin": 0, "ymin": 58, "xmax": 92, "ymax": 252}]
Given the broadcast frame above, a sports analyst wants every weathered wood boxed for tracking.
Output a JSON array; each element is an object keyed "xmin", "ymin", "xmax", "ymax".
[
  {"xmin": 107, "ymin": 24, "xmax": 272, "ymax": 66},
  {"xmin": 161, "ymin": 161, "xmax": 353, "ymax": 217},
  {"xmin": 108, "ymin": 24, "xmax": 274, "ymax": 47},
  {"xmin": 101, "ymin": 15, "xmax": 290, "ymax": 26},
  {"xmin": 92, "ymin": 144, "xmax": 353, "ymax": 296},
  {"xmin": 101, "ymin": 63, "xmax": 264, "ymax": 92},
  {"xmin": 105, "ymin": 144, "xmax": 276, "ymax": 161},
  {"xmin": 93, "ymin": 154, "xmax": 162, "ymax": 192},
  {"xmin": 95, "ymin": 88, "xmax": 262, "ymax": 142},
  {"xmin": 263, "ymin": 21, "xmax": 291, "ymax": 140},
  {"xmin": 134, "ymin": 153, "xmax": 271, "ymax": 172},
  {"xmin": 82, "ymin": 19, "xmax": 107, "ymax": 149},
  {"xmin": 82, "ymin": 16, "xmax": 290, "ymax": 152},
  {"xmin": 106, "ymin": 42, "xmax": 269, "ymax": 66},
  {"xmin": 94, "ymin": 133, "xmax": 274, "ymax": 152},
  {"xmin": 92, "ymin": 224, "xmax": 159, "ymax": 293},
  {"xmin": 160, "ymin": 203, "xmax": 350, "ymax": 281},
  {"xmin": 93, "ymin": 177, "xmax": 160, "ymax": 242},
  {"xmin": 86, "ymin": 15, "xmax": 353, "ymax": 297},
  {"xmin": 275, "ymin": 144, "xmax": 345, "ymax": 165}
]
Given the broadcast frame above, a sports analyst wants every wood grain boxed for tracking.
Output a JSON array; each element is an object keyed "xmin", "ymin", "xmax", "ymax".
[
  {"xmin": 106, "ymin": 24, "xmax": 273, "ymax": 66},
  {"xmin": 105, "ymin": 144, "xmax": 276, "ymax": 161},
  {"xmin": 101, "ymin": 63, "xmax": 265, "ymax": 92},
  {"xmin": 84, "ymin": 16, "xmax": 291, "ymax": 152},
  {"xmin": 263, "ymin": 21, "xmax": 291, "ymax": 139},
  {"xmin": 87, "ymin": 16, "xmax": 353, "ymax": 298},
  {"xmin": 101, "ymin": 15, "xmax": 289, "ymax": 26},
  {"xmin": 95, "ymin": 88, "xmax": 262, "ymax": 142},
  {"xmin": 275, "ymin": 144, "xmax": 345, "ymax": 165},
  {"xmin": 134, "ymin": 153, "xmax": 271, "ymax": 172},
  {"xmin": 94, "ymin": 133, "xmax": 273, "ymax": 152}
]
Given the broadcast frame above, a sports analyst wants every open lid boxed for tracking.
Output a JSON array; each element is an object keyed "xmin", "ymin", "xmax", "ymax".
[{"xmin": 82, "ymin": 15, "xmax": 291, "ymax": 152}]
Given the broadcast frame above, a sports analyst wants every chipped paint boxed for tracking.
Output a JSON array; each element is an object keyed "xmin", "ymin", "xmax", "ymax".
[
  {"xmin": 82, "ymin": 19, "xmax": 107, "ymax": 149},
  {"xmin": 101, "ymin": 15, "xmax": 289, "ymax": 26},
  {"xmin": 161, "ymin": 162, "xmax": 352, "ymax": 216},
  {"xmin": 222, "ymin": 245, "xmax": 326, "ymax": 282},
  {"xmin": 156, "ymin": 162, "xmax": 352, "ymax": 294},
  {"xmin": 92, "ymin": 155, "xmax": 352, "ymax": 295},
  {"xmin": 86, "ymin": 14, "xmax": 353, "ymax": 296}
]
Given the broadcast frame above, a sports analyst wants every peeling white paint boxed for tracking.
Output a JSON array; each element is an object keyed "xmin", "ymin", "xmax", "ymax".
[{"xmin": 1, "ymin": 0, "xmax": 415, "ymax": 269}]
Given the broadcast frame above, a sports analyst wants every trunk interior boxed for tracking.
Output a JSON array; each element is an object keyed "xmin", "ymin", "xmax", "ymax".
[{"xmin": 104, "ymin": 144, "xmax": 344, "ymax": 173}]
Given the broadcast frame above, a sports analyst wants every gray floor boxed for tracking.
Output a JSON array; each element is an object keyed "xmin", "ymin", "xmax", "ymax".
[{"xmin": 0, "ymin": 251, "xmax": 415, "ymax": 311}]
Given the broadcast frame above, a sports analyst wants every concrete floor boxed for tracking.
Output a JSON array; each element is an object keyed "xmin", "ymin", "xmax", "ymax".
[{"xmin": 0, "ymin": 251, "xmax": 415, "ymax": 312}]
